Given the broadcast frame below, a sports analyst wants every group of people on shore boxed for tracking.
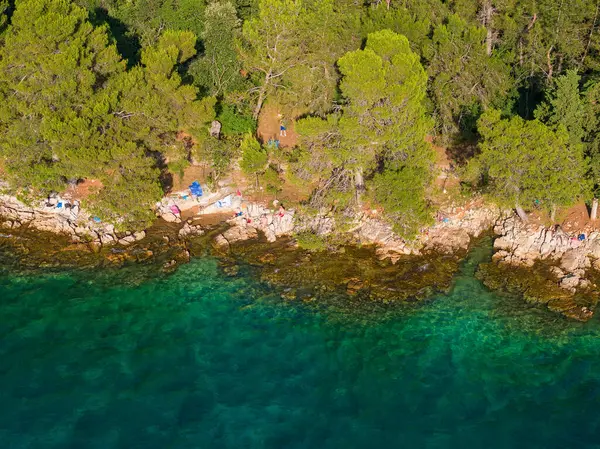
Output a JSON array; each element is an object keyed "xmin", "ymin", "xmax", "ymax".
[
  {"xmin": 45, "ymin": 193, "xmax": 80, "ymax": 220},
  {"xmin": 234, "ymin": 198, "xmax": 286, "ymax": 225}
]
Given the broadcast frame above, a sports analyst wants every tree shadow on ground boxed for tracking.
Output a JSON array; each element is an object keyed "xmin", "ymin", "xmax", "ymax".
[
  {"xmin": 160, "ymin": 171, "xmax": 174, "ymax": 194},
  {"xmin": 446, "ymin": 136, "xmax": 479, "ymax": 167}
]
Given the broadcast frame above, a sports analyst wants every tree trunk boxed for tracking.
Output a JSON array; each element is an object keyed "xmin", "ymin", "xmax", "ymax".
[
  {"xmin": 518, "ymin": 39, "xmax": 524, "ymax": 66},
  {"xmin": 550, "ymin": 204, "xmax": 557, "ymax": 222},
  {"xmin": 548, "ymin": 0, "xmax": 564, "ymax": 81},
  {"xmin": 486, "ymin": 28, "xmax": 493, "ymax": 56},
  {"xmin": 480, "ymin": 0, "xmax": 494, "ymax": 56},
  {"xmin": 546, "ymin": 46, "xmax": 554, "ymax": 81},
  {"xmin": 252, "ymin": 72, "xmax": 271, "ymax": 120},
  {"xmin": 355, "ymin": 167, "xmax": 365, "ymax": 207},
  {"xmin": 556, "ymin": 53, "xmax": 564, "ymax": 75},
  {"xmin": 253, "ymin": 86, "xmax": 267, "ymax": 121},
  {"xmin": 518, "ymin": 13, "xmax": 537, "ymax": 67},
  {"xmin": 515, "ymin": 203, "xmax": 529, "ymax": 222},
  {"xmin": 592, "ymin": 198, "xmax": 598, "ymax": 220},
  {"xmin": 581, "ymin": 0, "xmax": 600, "ymax": 68}
]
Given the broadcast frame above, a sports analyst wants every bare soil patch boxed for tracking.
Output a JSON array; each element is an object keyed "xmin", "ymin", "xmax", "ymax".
[
  {"xmin": 62, "ymin": 179, "xmax": 104, "ymax": 202},
  {"xmin": 559, "ymin": 202, "xmax": 592, "ymax": 232},
  {"xmin": 170, "ymin": 165, "xmax": 210, "ymax": 193},
  {"xmin": 192, "ymin": 212, "xmax": 234, "ymax": 227},
  {"xmin": 257, "ymin": 104, "xmax": 298, "ymax": 148},
  {"xmin": 426, "ymin": 137, "xmax": 461, "ymax": 204},
  {"xmin": 529, "ymin": 201, "xmax": 600, "ymax": 233}
]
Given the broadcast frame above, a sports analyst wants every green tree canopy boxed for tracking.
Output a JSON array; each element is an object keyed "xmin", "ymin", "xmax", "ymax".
[
  {"xmin": 189, "ymin": 1, "xmax": 246, "ymax": 96},
  {"xmin": 535, "ymin": 70, "xmax": 588, "ymax": 145},
  {"xmin": 108, "ymin": 29, "xmax": 216, "ymax": 154},
  {"xmin": 425, "ymin": 14, "xmax": 512, "ymax": 139},
  {"xmin": 296, "ymin": 30, "xmax": 435, "ymax": 237},
  {"xmin": 276, "ymin": 0, "xmax": 361, "ymax": 116},
  {"xmin": 0, "ymin": 0, "xmax": 125, "ymax": 191},
  {"xmin": 0, "ymin": 0, "xmax": 215, "ymax": 228},
  {"xmin": 239, "ymin": 0, "xmax": 362, "ymax": 118},
  {"xmin": 91, "ymin": 0, "xmax": 207, "ymax": 47},
  {"xmin": 338, "ymin": 29, "xmax": 434, "ymax": 197},
  {"xmin": 362, "ymin": 4, "xmax": 432, "ymax": 56},
  {"xmin": 240, "ymin": 0, "xmax": 303, "ymax": 119},
  {"xmin": 240, "ymin": 133, "xmax": 267, "ymax": 186},
  {"xmin": 472, "ymin": 109, "xmax": 589, "ymax": 219}
]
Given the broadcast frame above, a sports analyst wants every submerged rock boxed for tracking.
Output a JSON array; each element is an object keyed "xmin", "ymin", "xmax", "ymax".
[
  {"xmin": 216, "ymin": 236, "xmax": 462, "ymax": 307},
  {"xmin": 345, "ymin": 277, "xmax": 368, "ymax": 296},
  {"xmin": 477, "ymin": 260, "xmax": 598, "ymax": 322},
  {"xmin": 118, "ymin": 235, "xmax": 137, "ymax": 246},
  {"xmin": 222, "ymin": 264, "xmax": 239, "ymax": 277}
]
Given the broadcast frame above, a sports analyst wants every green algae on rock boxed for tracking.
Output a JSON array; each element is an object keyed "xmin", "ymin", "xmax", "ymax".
[
  {"xmin": 6, "ymin": 214, "xmax": 598, "ymax": 324},
  {"xmin": 216, "ymin": 236, "xmax": 465, "ymax": 308},
  {"xmin": 477, "ymin": 261, "xmax": 598, "ymax": 321},
  {"xmin": 0, "ymin": 218, "xmax": 209, "ymax": 277}
]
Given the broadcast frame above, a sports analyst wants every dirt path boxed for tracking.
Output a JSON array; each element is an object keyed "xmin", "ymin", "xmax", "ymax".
[{"xmin": 425, "ymin": 136, "xmax": 460, "ymax": 200}]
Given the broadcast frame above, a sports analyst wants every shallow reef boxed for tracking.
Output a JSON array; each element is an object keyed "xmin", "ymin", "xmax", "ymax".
[
  {"xmin": 217, "ymin": 236, "xmax": 465, "ymax": 310},
  {"xmin": 2, "ymin": 218, "xmax": 597, "ymax": 322},
  {"xmin": 477, "ymin": 261, "xmax": 598, "ymax": 321}
]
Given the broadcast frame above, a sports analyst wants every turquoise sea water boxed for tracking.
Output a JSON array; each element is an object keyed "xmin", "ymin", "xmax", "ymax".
[{"xmin": 2, "ymin": 244, "xmax": 600, "ymax": 449}]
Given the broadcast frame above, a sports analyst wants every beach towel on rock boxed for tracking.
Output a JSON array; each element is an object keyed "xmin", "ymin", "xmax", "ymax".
[
  {"xmin": 217, "ymin": 195, "xmax": 232, "ymax": 208},
  {"xmin": 189, "ymin": 181, "xmax": 203, "ymax": 197}
]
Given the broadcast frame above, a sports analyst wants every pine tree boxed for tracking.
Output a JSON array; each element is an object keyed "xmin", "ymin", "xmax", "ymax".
[
  {"xmin": 240, "ymin": 134, "xmax": 268, "ymax": 187},
  {"xmin": 426, "ymin": 14, "xmax": 513, "ymax": 139},
  {"xmin": 0, "ymin": 0, "xmax": 125, "ymax": 191},
  {"xmin": 276, "ymin": 0, "xmax": 361, "ymax": 116},
  {"xmin": 337, "ymin": 30, "xmax": 434, "ymax": 209},
  {"xmin": 473, "ymin": 109, "xmax": 589, "ymax": 220},
  {"xmin": 296, "ymin": 30, "xmax": 435, "ymax": 237},
  {"xmin": 189, "ymin": 1, "xmax": 245, "ymax": 96},
  {"xmin": 0, "ymin": 0, "xmax": 216, "ymax": 228},
  {"xmin": 535, "ymin": 70, "xmax": 588, "ymax": 144},
  {"xmin": 240, "ymin": 0, "xmax": 303, "ymax": 119}
]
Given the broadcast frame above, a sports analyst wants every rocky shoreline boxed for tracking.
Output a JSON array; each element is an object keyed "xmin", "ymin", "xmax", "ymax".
[
  {"xmin": 0, "ymin": 193, "xmax": 147, "ymax": 249},
  {"xmin": 494, "ymin": 215, "xmax": 600, "ymax": 292},
  {"xmin": 1, "ymin": 190, "xmax": 599, "ymax": 321},
  {"xmin": 0, "ymin": 190, "xmax": 498, "ymax": 256},
  {"xmin": 212, "ymin": 197, "xmax": 499, "ymax": 258}
]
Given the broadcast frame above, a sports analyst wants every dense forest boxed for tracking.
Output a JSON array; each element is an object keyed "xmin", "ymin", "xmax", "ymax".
[{"xmin": 1, "ymin": 0, "xmax": 600, "ymax": 235}]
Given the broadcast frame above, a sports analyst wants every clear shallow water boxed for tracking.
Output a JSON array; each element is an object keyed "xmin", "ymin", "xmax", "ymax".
[{"xmin": 2, "ymin": 245, "xmax": 600, "ymax": 449}]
